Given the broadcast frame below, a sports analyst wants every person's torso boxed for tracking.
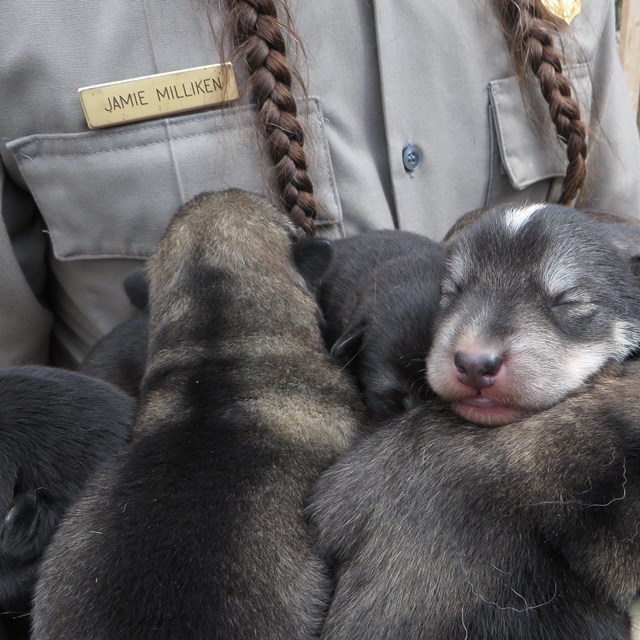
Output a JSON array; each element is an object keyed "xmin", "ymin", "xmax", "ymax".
[{"xmin": 0, "ymin": 0, "xmax": 608, "ymax": 364}]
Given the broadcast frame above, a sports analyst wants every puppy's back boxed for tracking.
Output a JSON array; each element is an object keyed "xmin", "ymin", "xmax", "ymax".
[
  {"xmin": 0, "ymin": 366, "xmax": 133, "ymax": 609},
  {"xmin": 310, "ymin": 361, "xmax": 640, "ymax": 639},
  {"xmin": 33, "ymin": 191, "xmax": 362, "ymax": 640}
]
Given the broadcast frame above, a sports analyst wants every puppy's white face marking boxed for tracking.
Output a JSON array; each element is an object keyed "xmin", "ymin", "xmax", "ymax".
[
  {"xmin": 557, "ymin": 334, "xmax": 626, "ymax": 396},
  {"xmin": 504, "ymin": 204, "xmax": 545, "ymax": 234}
]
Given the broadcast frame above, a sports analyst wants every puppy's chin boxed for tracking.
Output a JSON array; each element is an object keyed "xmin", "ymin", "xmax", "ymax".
[{"xmin": 450, "ymin": 399, "xmax": 531, "ymax": 427}]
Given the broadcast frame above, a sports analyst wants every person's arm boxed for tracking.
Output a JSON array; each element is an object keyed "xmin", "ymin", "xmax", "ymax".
[
  {"xmin": 578, "ymin": 3, "xmax": 640, "ymax": 216},
  {"xmin": 0, "ymin": 160, "xmax": 52, "ymax": 366}
]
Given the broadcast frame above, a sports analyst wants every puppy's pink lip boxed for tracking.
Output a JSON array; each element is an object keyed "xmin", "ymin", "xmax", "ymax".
[
  {"xmin": 457, "ymin": 396, "xmax": 502, "ymax": 408},
  {"xmin": 451, "ymin": 397, "xmax": 527, "ymax": 427}
]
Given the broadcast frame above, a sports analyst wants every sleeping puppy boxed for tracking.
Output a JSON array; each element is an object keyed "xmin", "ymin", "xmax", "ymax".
[
  {"xmin": 80, "ymin": 268, "xmax": 149, "ymax": 400},
  {"xmin": 294, "ymin": 231, "xmax": 446, "ymax": 420},
  {"xmin": 0, "ymin": 367, "xmax": 133, "ymax": 628},
  {"xmin": 32, "ymin": 190, "xmax": 362, "ymax": 640},
  {"xmin": 310, "ymin": 359, "xmax": 640, "ymax": 639},
  {"xmin": 427, "ymin": 203, "xmax": 640, "ymax": 426},
  {"xmin": 308, "ymin": 203, "xmax": 640, "ymax": 639}
]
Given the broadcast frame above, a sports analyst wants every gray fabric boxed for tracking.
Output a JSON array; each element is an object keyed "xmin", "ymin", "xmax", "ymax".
[
  {"xmin": 7, "ymin": 100, "xmax": 343, "ymax": 261},
  {"xmin": 489, "ymin": 65, "xmax": 592, "ymax": 191},
  {"xmin": 0, "ymin": 1, "xmax": 638, "ymax": 366}
]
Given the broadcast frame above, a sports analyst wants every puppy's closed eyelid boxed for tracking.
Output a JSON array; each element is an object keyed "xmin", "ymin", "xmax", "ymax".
[{"xmin": 548, "ymin": 288, "xmax": 591, "ymax": 307}]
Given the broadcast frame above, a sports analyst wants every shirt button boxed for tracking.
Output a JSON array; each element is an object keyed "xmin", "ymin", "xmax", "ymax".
[{"xmin": 402, "ymin": 144, "xmax": 422, "ymax": 172}]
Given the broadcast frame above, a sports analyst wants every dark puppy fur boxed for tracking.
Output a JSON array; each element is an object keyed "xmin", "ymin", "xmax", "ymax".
[
  {"xmin": 80, "ymin": 268, "xmax": 149, "ymax": 400},
  {"xmin": 427, "ymin": 203, "xmax": 640, "ymax": 426},
  {"xmin": 580, "ymin": 210, "xmax": 640, "ymax": 277},
  {"xmin": 33, "ymin": 190, "xmax": 362, "ymax": 640},
  {"xmin": 0, "ymin": 367, "xmax": 133, "ymax": 622},
  {"xmin": 294, "ymin": 230, "xmax": 446, "ymax": 420},
  {"xmin": 308, "ymin": 204, "xmax": 640, "ymax": 638},
  {"xmin": 309, "ymin": 359, "xmax": 640, "ymax": 639}
]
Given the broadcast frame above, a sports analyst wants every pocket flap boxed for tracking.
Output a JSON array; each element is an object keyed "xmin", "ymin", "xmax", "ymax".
[
  {"xmin": 7, "ymin": 98, "xmax": 342, "ymax": 260},
  {"xmin": 489, "ymin": 64, "xmax": 592, "ymax": 191}
]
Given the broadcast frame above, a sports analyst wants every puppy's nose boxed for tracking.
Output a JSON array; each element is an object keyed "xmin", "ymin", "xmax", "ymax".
[{"xmin": 454, "ymin": 350, "xmax": 502, "ymax": 391}]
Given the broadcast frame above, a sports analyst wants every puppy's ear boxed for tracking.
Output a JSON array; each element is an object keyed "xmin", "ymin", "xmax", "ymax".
[
  {"xmin": 123, "ymin": 267, "xmax": 149, "ymax": 312},
  {"xmin": 443, "ymin": 207, "xmax": 490, "ymax": 243},
  {"xmin": 600, "ymin": 223, "xmax": 640, "ymax": 281},
  {"xmin": 330, "ymin": 319, "xmax": 367, "ymax": 364},
  {"xmin": 292, "ymin": 238, "xmax": 334, "ymax": 292},
  {"xmin": 1, "ymin": 489, "xmax": 57, "ymax": 564},
  {"xmin": 578, "ymin": 213, "xmax": 640, "ymax": 273}
]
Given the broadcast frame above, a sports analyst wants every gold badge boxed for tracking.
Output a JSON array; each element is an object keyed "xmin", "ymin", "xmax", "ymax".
[
  {"xmin": 78, "ymin": 63, "xmax": 239, "ymax": 129},
  {"xmin": 540, "ymin": 0, "xmax": 582, "ymax": 24}
]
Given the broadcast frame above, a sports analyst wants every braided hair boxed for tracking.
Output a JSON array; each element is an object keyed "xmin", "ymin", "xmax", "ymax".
[
  {"xmin": 225, "ymin": 0, "xmax": 589, "ymax": 233},
  {"xmin": 495, "ymin": 0, "xmax": 588, "ymax": 205},
  {"xmin": 228, "ymin": 0, "xmax": 317, "ymax": 235}
]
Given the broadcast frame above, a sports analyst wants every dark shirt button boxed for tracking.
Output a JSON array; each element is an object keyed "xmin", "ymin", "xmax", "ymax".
[{"xmin": 402, "ymin": 144, "xmax": 422, "ymax": 172}]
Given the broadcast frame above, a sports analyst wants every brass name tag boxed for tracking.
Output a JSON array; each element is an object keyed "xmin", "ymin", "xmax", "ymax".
[
  {"xmin": 78, "ymin": 63, "xmax": 239, "ymax": 129},
  {"xmin": 540, "ymin": 0, "xmax": 581, "ymax": 24}
]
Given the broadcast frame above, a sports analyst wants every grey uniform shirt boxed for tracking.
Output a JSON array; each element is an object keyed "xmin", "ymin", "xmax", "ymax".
[{"xmin": 1, "ymin": 1, "xmax": 638, "ymax": 367}]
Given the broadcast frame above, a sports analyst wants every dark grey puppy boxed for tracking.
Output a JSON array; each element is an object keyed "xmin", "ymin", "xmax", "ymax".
[
  {"xmin": 0, "ymin": 366, "xmax": 133, "ymax": 633},
  {"xmin": 310, "ymin": 360, "xmax": 640, "ymax": 639},
  {"xmin": 427, "ymin": 203, "xmax": 640, "ymax": 426},
  {"xmin": 33, "ymin": 190, "xmax": 362, "ymax": 640},
  {"xmin": 294, "ymin": 230, "xmax": 446, "ymax": 420},
  {"xmin": 308, "ymin": 204, "xmax": 640, "ymax": 639},
  {"xmin": 80, "ymin": 268, "xmax": 149, "ymax": 400}
]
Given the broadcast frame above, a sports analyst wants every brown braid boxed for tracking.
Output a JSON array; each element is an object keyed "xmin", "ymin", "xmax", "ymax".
[
  {"xmin": 227, "ymin": 0, "xmax": 317, "ymax": 235},
  {"xmin": 496, "ymin": 0, "xmax": 588, "ymax": 205}
]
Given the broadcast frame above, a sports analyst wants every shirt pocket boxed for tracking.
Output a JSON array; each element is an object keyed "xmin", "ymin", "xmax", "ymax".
[
  {"xmin": 6, "ymin": 97, "xmax": 343, "ymax": 261},
  {"xmin": 488, "ymin": 63, "xmax": 593, "ymax": 192}
]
